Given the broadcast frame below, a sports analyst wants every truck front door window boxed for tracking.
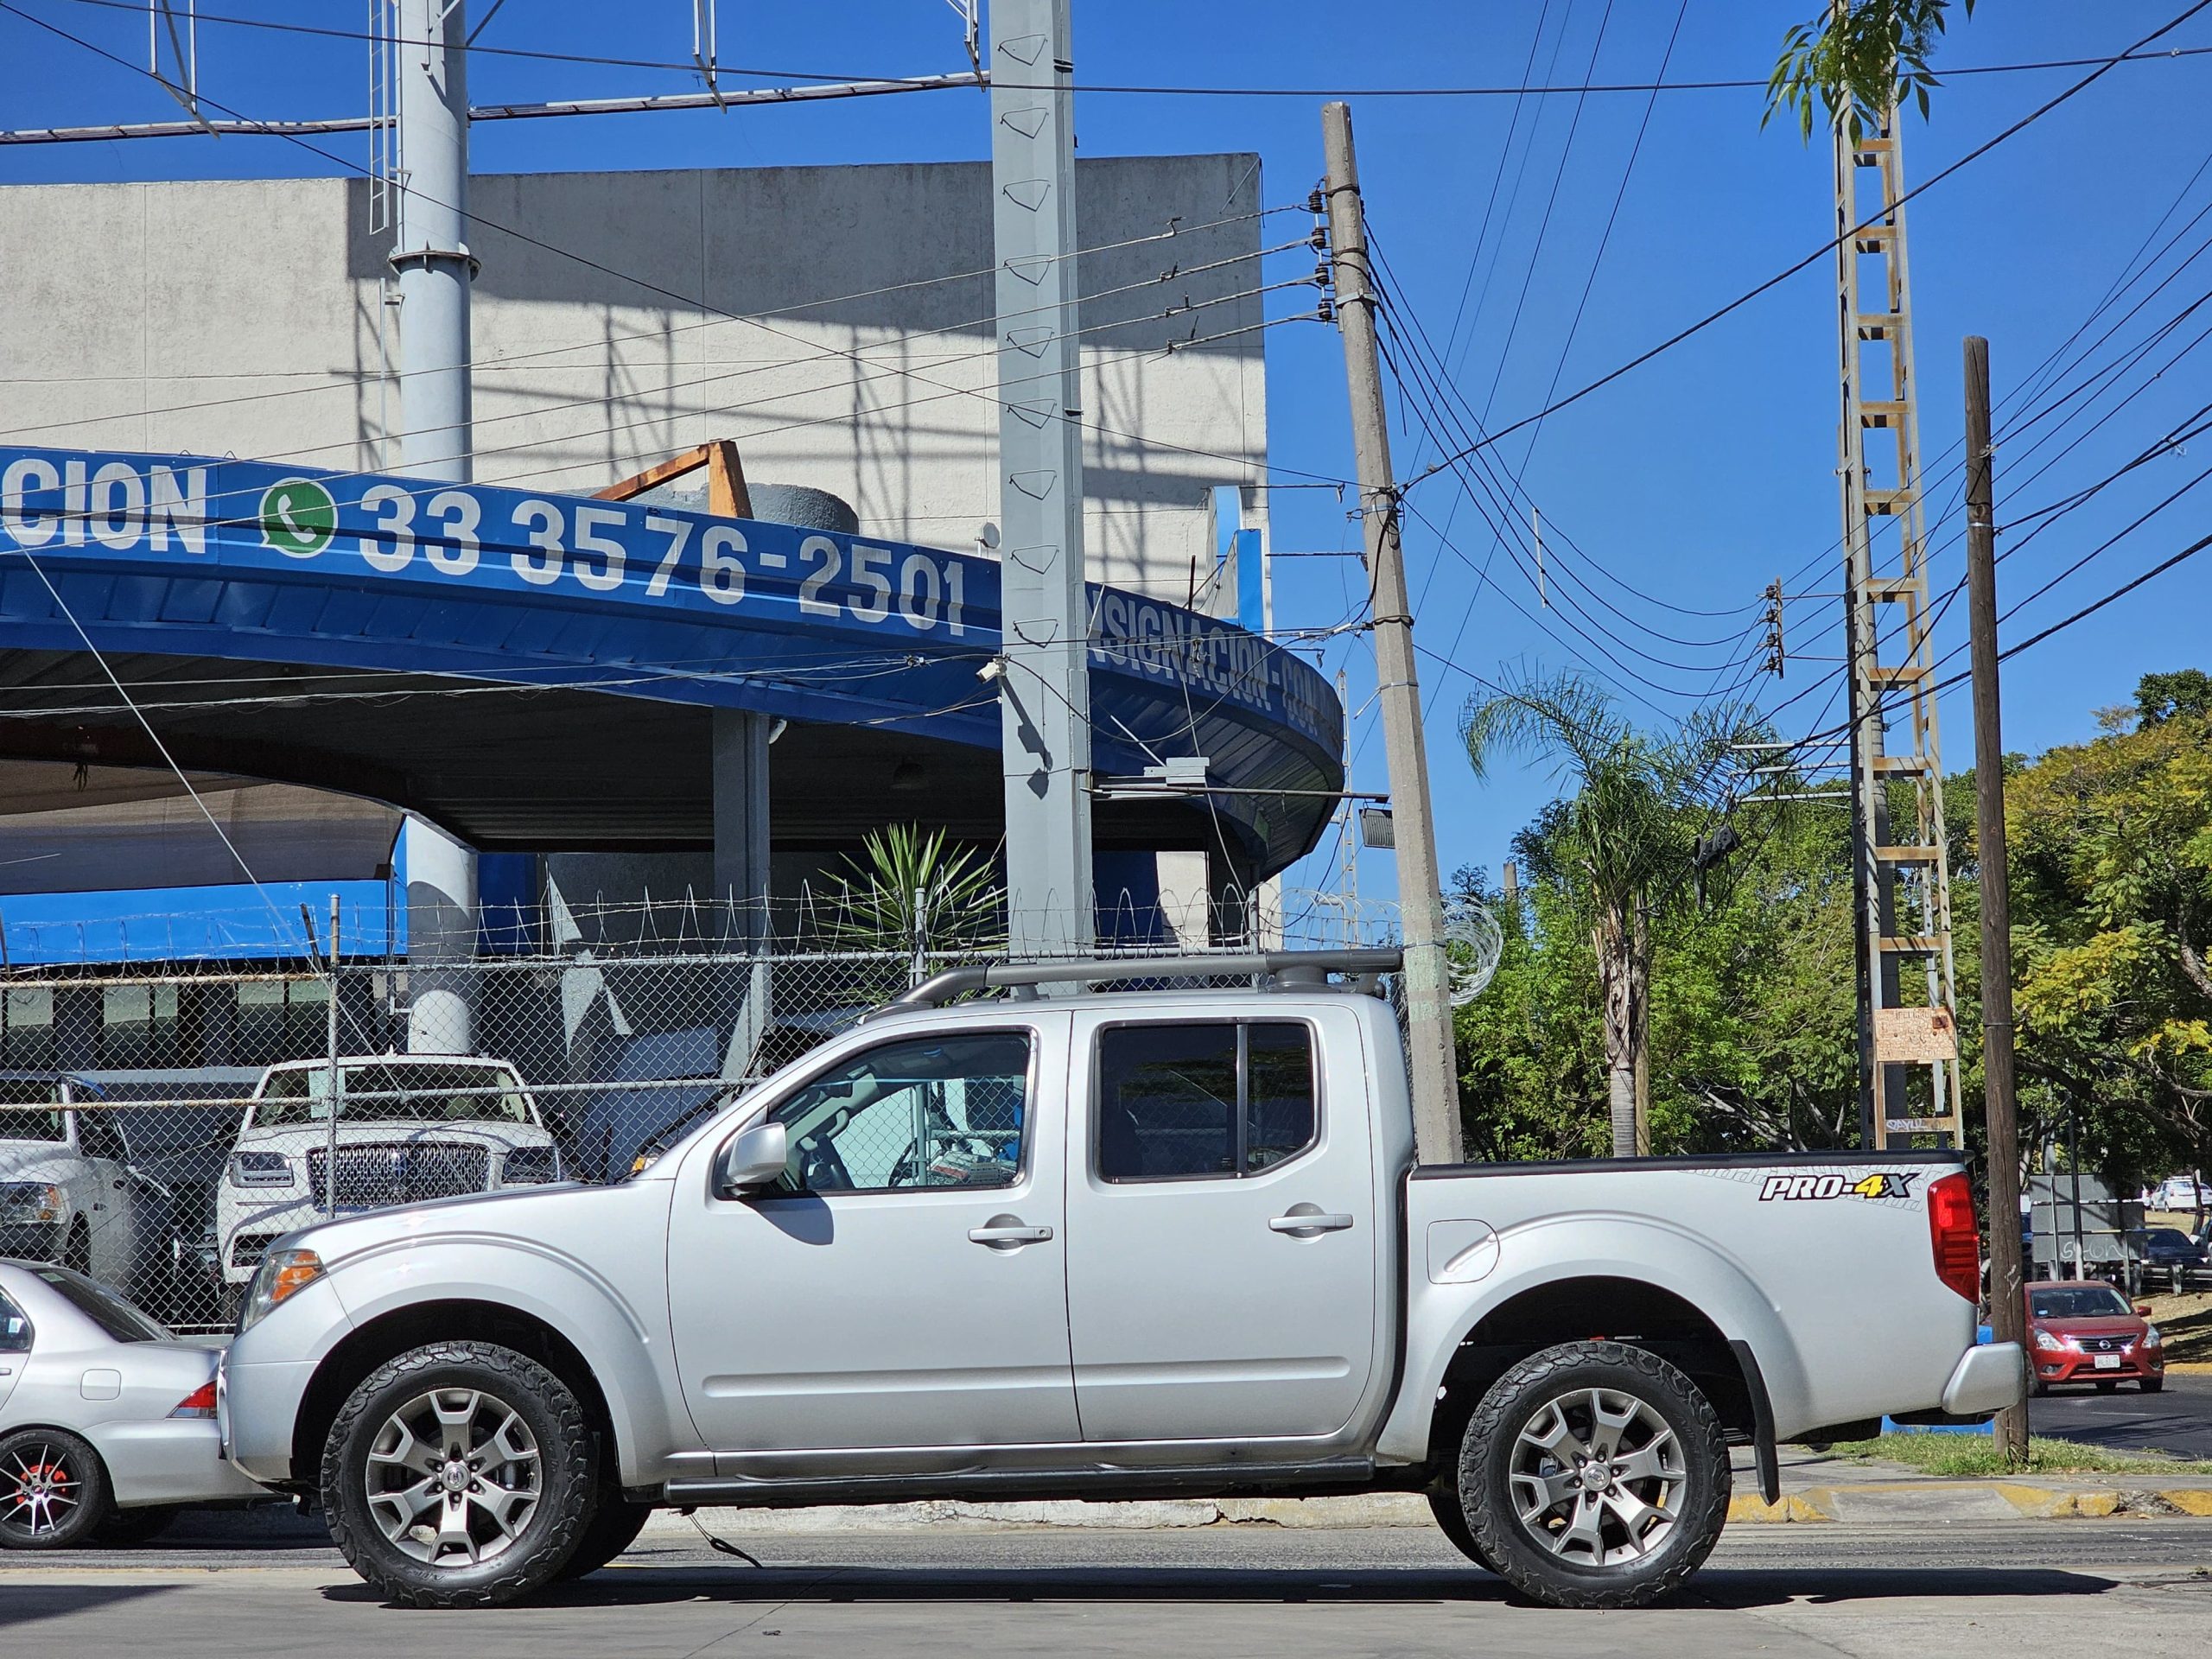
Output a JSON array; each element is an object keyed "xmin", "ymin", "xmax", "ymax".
[
  {"xmin": 769, "ymin": 1032, "xmax": 1030, "ymax": 1193},
  {"xmin": 1096, "ymin": 1022, "xmax": 1316, "ymax": 1180}
]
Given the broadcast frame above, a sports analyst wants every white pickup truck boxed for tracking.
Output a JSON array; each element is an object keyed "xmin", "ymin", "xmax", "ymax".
[{"xmin": 219, "ymin": 951, "xmax": 2022, "ymax": 1611}]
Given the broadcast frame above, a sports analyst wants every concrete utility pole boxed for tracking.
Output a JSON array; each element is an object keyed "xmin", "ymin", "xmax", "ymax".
[
  {"xmin": 1965, "ymin": 335, "xmax": 2029, "ymax": 1464},
  {"xmin": 394, "ymin": 0, "xmax": 476, "ymax": 1050},
  {"xmin": 989, "ymin": 0, "xmax": 1094, "ymax": 957},
  {"xmin": 1321, "ymin": 102, "xmax": 1463, "ymax": 1166},
  {"xmin": 394, "ymin": 0, "xmax": 473, "ymax": 481}
]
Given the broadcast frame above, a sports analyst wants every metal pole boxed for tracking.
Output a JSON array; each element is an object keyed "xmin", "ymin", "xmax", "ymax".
[
  {"xmin": 1320, "ymin": 102, "xmax": 1463, "ymax": 1166},
  {"xmin": 989, "ymin": 0, "xmax": 1093, "ymax": 958},
  {"xmin": 394, "ymin": 0, "xmax": 472, "ymax": 481},
  {"xmin": 1965, "ymin": 335, "xmax": 2027, "ymax": 1464},
  {"xmin": 324, "ymin": 893, "xmax": 342, "ymax": 1221}
]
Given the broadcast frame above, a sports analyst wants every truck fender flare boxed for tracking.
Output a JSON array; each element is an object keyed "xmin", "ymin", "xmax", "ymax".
[{"xmin": 1378, "ymin": 1214, "xmax": 1810, "ymax": 1475}]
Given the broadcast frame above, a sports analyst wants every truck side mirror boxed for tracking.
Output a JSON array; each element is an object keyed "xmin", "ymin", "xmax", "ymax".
[{"xmin": 716, "ymin": 1121, "xmax": 788, "ymax": 1198}]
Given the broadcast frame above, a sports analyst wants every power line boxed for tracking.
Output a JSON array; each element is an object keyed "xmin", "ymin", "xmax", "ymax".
[
  {"xmin": 29, "ymin": 0, "xmax": 2212, "ymax": 98},
  {"xmin": 0, "ymin": 3, "xmax": 1357, "ymax": 496},
  {"xmin": 1402, "ymin": 1, "xmax": 2212, "ymax": 490}
]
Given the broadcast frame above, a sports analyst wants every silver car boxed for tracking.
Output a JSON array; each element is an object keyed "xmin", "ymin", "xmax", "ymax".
[{"xmin": 0, "ymin": 1259, "xmax": 265, "ymax": 1548}]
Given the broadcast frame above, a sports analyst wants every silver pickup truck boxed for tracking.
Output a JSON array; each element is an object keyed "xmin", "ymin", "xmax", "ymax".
[{"xmin": 219, "ymin": 950, "xmax": 2023, "ymax": 1611}]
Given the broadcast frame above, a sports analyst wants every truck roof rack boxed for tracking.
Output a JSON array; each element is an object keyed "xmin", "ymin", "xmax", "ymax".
[{"xmin": 880, "ymin": 948, "xmax": 1404, "ymax": 1014}]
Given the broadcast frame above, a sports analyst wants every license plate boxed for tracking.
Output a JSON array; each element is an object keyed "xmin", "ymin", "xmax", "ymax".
[{"xmin": 2094, "ymin": 1354, "xmax": 2121, "ymax": 1370}]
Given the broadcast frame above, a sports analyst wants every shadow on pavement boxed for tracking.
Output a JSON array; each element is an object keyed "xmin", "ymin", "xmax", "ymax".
[
  {"xmin": 0, "ymin": 1583, "xmax": 183, "ymax": 1631},
  {"xmin": 319, "ymin": 1560, "xmax": 2131, "ymax": 1612}
]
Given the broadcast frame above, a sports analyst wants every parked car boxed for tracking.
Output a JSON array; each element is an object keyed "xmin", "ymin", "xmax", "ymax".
[
  {"xmin": 2152, "ymin": 1175, "xmax": 2207, "ymax": 1211},
  {"xmin": 221, "ymin": 949, "xmax": 2022, "ymax": 1612},
  {"xmin": 2140, "ymin": 1226, "xmax": 2209, "ymax": 1279},
  {"xmin": 0, "ymin": 1074, "xmax": 163, "ymax": 1300},
  {"xmin": 0, "ymin": 1258, "xmax": 266, "ymax": 1547},
  {"xmin": 2026, "ymin": 1279, "xmax": 2164, "ymax": 1394},
  {"xmin": 213, "ymin": 1055, "xmax": 561, "ymax": 1314}
]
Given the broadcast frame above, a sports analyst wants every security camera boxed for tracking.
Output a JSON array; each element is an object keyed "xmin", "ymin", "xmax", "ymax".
[{"xmin": 976, "ymin": 657, "xmax": 1007, "ymax": 683}]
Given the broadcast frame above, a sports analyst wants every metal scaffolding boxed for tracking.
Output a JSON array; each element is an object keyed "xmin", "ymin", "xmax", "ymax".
[{"xmin": 1833, "ymin": 107, "xmax": 1963, "ymax": 1150}]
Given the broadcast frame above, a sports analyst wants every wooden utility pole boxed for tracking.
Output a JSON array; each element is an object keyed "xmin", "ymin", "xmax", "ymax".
[
  {"xmin": 1321, "ymin": 101, "xmax": 1463, "ymax": 1166},
  {"xmin": 1964, "ymin": 335, "xmax": 2028, "ymax": 1464}
]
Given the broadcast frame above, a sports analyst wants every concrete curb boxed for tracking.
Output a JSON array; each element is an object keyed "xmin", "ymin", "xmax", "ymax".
[{"xmin": 645, "ymin": 1481, "xmax": 2212, "ymax": 1537}]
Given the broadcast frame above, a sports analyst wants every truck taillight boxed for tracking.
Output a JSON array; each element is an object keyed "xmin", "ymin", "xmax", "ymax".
[{"xmin": 1927, "ymin": 1171, "xmax": 1980, "ymax": 1303}]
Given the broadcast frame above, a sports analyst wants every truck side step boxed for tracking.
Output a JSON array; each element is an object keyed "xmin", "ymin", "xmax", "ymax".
[{"xmin": 664, "ymin": 1456, "xmax": 1380, "ymax": 1510}]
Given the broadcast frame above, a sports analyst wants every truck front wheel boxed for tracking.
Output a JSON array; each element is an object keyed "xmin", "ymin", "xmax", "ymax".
[
  {"xmin": 1458, "ymin": 1340, "xmax": 1730, "ymax": 1610},
  {"xmin": 321, "ymin": 1340, "xmax": 598, "ymax": 1608}
]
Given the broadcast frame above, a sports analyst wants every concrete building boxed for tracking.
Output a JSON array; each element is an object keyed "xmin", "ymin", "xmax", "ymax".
[{"xmin": 1, "ymin": 155, "xmax": 1274, "ymax": 609}]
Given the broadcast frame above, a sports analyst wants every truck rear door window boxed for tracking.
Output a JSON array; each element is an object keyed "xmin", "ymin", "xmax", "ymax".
[{"xmin": 1096, "ymin": 1021, "xmax": 1316, "ymax": 1181}]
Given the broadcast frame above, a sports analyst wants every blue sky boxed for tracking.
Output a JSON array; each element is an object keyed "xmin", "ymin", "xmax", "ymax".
[{"xmin": 4, "ymin": 0, "xmax": 2209, "ymax": 916}]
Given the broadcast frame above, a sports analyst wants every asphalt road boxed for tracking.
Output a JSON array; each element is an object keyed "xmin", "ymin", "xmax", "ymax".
[
  {"xmin": 6, "ymin": 1521, "xmax": 2211, "ymax": 1658},
  {"xmin": 2028, "ymin": 1367, "xmax": 2212, "ymax": 1458}
]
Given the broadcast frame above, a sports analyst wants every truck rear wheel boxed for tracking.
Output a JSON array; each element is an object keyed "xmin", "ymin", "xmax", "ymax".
[
  {"xmin": 1458, "ymin": 1340, "xmax": 1729, "ymax": 1610},
  {"xmin": 321, "ymin": 1341, "xmax": 597, "ymax": 1608}
]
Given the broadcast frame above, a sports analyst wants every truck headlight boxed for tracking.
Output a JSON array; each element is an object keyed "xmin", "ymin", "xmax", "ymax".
[
  {"xmin": 0, "ymin": 1181, "xmax": 63, "ymax": 1224},
  {"xmin": 500, "ymin": 1146, "xmax": 560, "ymax": 1186},
  {"xmin": 228, "ymin": 1151, "xmax": 297, "ymax": 1188},
  {"xmin": 238, "ymin": 1248, "xmax": 324, "ymax": 1332}
]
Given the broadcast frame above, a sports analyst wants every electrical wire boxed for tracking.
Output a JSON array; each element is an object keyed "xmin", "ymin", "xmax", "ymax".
[
  {"xmin": 1401, "ymin": 0, "xmax": 2212, "ymax": 490},
  {"xmin": 31, "ymin": 0, "xmax": 2212, "ymax": 98}
]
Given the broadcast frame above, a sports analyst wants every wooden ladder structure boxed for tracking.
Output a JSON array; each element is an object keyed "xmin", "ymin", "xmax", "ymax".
[{"xmin": 1834, "ymin": 109, "xmax": 1962, "ymax": 1150}]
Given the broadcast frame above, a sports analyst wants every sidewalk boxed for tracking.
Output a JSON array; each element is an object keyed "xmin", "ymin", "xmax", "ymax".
[{"xmin": 644, "ymin": 1446, "xmax": 2212, "ymax": 1537}]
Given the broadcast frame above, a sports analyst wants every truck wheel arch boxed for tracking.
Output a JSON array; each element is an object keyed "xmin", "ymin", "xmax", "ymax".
[
  {"xmin": 1389, "ymin": 1236, "xmax": 1810, "ymax": 1495},
  {"xmin": 292, "ymin": 1300, "xmax": 625, "ymax": 1496}
]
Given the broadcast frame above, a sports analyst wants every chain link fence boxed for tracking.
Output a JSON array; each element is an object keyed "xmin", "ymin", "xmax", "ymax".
[{"xmin": 0, "ymin": 889, "xmax": 1402, "ymax": 1332}]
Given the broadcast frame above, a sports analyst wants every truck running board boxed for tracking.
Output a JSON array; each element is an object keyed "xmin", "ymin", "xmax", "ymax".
[{"xmin": 663, "ymin": 1456, "xmax": 1381, "ymax": 1510}]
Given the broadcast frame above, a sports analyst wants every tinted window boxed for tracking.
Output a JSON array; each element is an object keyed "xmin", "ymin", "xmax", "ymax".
[
  {"xmin": 29, "ymin": 1267, "xmax": 166, "ymax": 1344},
  {"xmin": 2029, "ymin": 1284, "xmax": 2131, "ymax": 1319},
  {"xmin": 0, "ymin": 1291, "xmax": 29, "ymax": 1353},
  {"xmin": 769, "ymin": 1032, "xmax": 1031, "ymax": 1194},
  {"xmin": 2147, "ymin": 1229, "xmax": 2190, "ymax": 1247},
  {"xmin": 0, "ymin": 1077, "xmax": 66, "ymax": 1143},
  {"xmin": 76, "ymin": 1111, "xmax": 124, "ymax": 1163},
  {"xmin": 1096, "ymin": 1021, "xmax": 1316, "ymax": 1182},
  {"xmin": 254, "ymin": 1064, "xmax": 534, "ymax": 1128}
]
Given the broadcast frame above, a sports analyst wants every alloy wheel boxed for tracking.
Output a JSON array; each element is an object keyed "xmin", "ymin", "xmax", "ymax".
[
  {"xmin": 362, "ymin": 1387, "xmax": 543, "ymax": 1567},
  {"xmin": 1507, "ymin": 1386, "xmax": 1686, "ymax": 1569},
  {"xmin": 2, "ymin": 1442, "xmax": 82, "ymax": 1538}
]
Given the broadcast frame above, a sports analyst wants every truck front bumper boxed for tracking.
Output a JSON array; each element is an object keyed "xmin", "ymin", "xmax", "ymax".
[{"xmin": 1941, "ymin": 1340, "xmax": 2026, "ymax": 1416}]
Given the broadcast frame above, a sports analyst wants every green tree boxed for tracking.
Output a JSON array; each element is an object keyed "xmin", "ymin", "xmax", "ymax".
[
  {"xmin": 1767, "ymin": 0, "xmax": 1974, "ymax": 141},
  {"xmin": 1460, "ymin": 671, "xmax": 1754, "ymax": 1157},
  {"xmin": 2136, "ymin": 667, "xmax": 2212, "ymax": 727},
  {"xmin": 2005, "ymin": 702, "xmax": 2212, "ymax": 1184}
]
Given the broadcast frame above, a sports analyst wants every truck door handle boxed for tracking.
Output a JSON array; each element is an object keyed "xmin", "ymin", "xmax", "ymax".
[
  {"xmin": 1271, "ymin": 1208, "xmax": 1355, "ymax": 1236},
  {"xmin": 969, "ymin": 1216, "xmax": 1053, "ymax": 1249}
]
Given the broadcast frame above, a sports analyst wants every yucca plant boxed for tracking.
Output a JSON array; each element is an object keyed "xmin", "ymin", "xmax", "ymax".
[{"xmin": 817, "ymin": 824, "xmax": 1006, "ymax": 955}]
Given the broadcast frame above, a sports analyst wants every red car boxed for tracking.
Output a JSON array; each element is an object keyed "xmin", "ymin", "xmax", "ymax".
[{"xmin": 2027, "ymin": 1279, "xmax": 2165, "ymax": 1394}]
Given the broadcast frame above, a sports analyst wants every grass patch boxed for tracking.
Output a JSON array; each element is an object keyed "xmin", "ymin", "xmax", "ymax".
[{"xmin": 1813, "ymin": 1433, "xmax": 2212, "ymax": 1478}]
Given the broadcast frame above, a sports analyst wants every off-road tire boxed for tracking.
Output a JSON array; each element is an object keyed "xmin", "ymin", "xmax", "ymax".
[
  {"xmin": 321, "ymin": 1341, "xmax": 597, "ymax": 1608},
  {"xmin": 1425, "ymin": 1476, "xmax": 1497, "ymax": 1573},
  {"xmin": 0, "ymin": 1427, "xmax": 110, "ymax": 1549},
  {"xmin": 1459, "ymin": 1341, "xmax": 1730, "ymax": 1611},
  {"xmin": 556, "ymin": 1490, "xmax": 654, "ymax": 1580},
  {"xmin": 92, "ymin": 1503, "xmax": 182, "ymax": 1547}
]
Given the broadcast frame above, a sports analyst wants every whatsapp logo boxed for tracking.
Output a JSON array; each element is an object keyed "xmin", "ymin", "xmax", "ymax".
[{"xmin": 259, "ymin": 476, "xmax": 337, "ymax": 558}]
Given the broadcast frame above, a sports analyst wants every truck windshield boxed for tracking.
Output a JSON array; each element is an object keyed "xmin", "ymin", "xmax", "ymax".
[
  {"xmin": 2029, "ymin": 1284, "xmax": 2130, "ymax": 1319},
  {"xmin": 254, "ymin": 1064, "xmax": 534, "ymax": 1128}
]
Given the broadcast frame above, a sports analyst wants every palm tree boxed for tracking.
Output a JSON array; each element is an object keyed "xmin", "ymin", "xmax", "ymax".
[
  {"xmin": 1462, "ymin": 671, "xmax": 1751, "ymax": 1158},
  {"xmin": 814, "ymin": 824, "xmax": 1005, "ymax": 957}
]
